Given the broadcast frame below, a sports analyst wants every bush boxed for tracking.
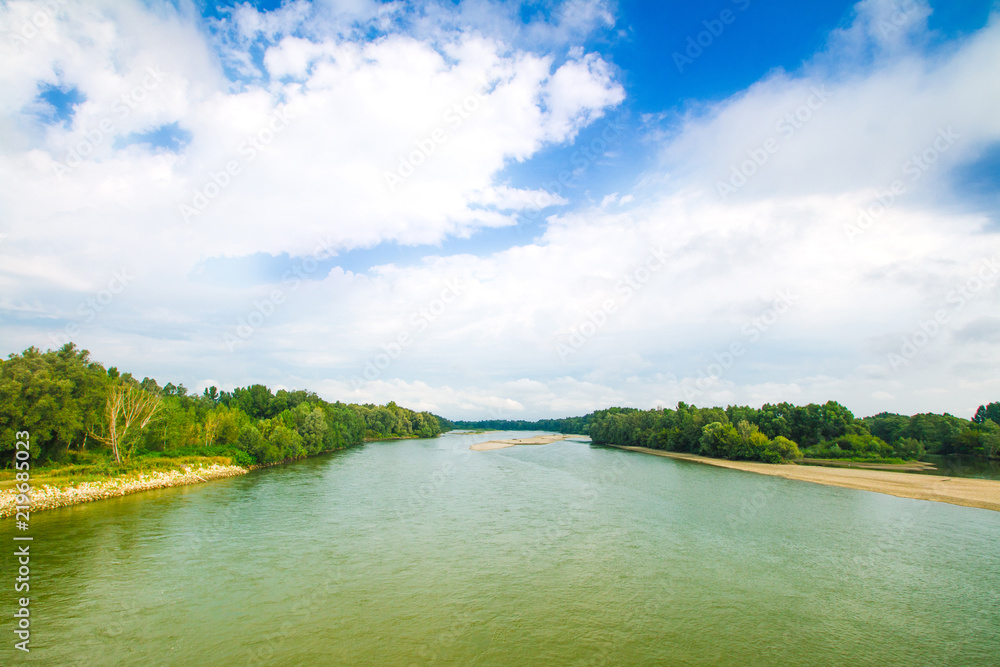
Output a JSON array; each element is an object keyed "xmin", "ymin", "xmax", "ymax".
[
  {"xmin": 764, "ymin": 436, "xmax": 802, "ymax": 462},
  {"xmin": 229, "ymin": 449, "xmax": 255, "ymax": 468},
  {"xmin": 699, "ymin": 422, "xmax": 739, "ymax": 458},
  {"xmin": 805, "ymin": 433, "xmax": 894, "ymax": 460},
  {"xmin": 759, "ymin": 449, "xmax": 783, "ymax": 464},
  {"xmin": 893, "ymin": 437, "xmax": 925, "ymax": 460},
  {"xmin": 237, "ymin": 425, "xmax": 268, "ymax": 462}
]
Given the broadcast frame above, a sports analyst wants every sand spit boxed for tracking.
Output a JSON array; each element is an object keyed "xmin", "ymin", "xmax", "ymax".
[
  {"xmin": 0, "ymin": 464, "xmax": 248, "ymax": 518},
  {"xmin": 798, "ymin": 457, "xmax": 937, "ymax": 472},
  {"xmin": 611, "ymin": 446, "xmax": 1000, "ymax": 513},
  {"xmin": 471, "ymin": 434, "xmax": 579, "ymax": 451}
]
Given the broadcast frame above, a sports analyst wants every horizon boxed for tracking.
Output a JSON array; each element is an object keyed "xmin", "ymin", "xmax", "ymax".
[{"xmin": 2, "ymin": 0, "xmax": 999, "ymax": 421}]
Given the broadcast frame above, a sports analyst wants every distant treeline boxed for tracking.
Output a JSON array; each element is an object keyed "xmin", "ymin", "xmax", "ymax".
[
  {"xmin": 455, "ymin": 401, "xmax": 1000, "ymax": 465},
  {"xmin": 0, "ymin": 344, "xmax": 451, "ymax": 468},
  {"xmin": 452, "ymin": 415, "xmax": 592, "ymax": 434},
  {"xmin": 588, "ymin": 401, "xmax": 1000, "ymax": 463}
]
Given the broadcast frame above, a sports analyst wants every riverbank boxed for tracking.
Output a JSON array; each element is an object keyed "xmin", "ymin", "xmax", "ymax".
[
  {"xmin": 471, "ymin": 433, "xmax": 580, "ymax": 451},
  {"xmin": 610, "ymin": 446, "xmax": 1000, "ymax": 513},
  {"xmin": 798, "ymin": 457, "xmax": 937, "ymax": 472},
  {"xmin": 0, "ymin": 463, "xmax": 248, "ymax": 518}
]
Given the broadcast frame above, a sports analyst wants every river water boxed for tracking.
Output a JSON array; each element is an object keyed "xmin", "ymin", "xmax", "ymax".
[{"xmin": 3, "ymin": 431, "xmax": 999, "ymax": 665}]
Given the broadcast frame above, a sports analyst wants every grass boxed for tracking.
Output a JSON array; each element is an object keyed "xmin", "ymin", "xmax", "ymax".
[
  {"xmin": 0, "ymin": 450, "xmax": 235, "ymax": 491},
  {"xmin": 798, "ymin": 456, "xmax": 917, "ymax": 467}
]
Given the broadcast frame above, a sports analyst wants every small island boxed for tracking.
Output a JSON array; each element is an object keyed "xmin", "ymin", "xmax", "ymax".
[{"xmin": 470, "ymin": 433, "xmax": 583, "ymax": 451}]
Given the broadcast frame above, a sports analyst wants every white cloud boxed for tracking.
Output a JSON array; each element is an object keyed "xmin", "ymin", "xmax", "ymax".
[
  {"xmin": 1, "ymin": 0, "xmax": 999, "ymax": 423},
  {"xmin": 825, "ymin": 0, "xmax": 934, "ymax": 59},
  {"xmin": 0, "ymin": 3, "xmax": 624, "ymax": 268}
]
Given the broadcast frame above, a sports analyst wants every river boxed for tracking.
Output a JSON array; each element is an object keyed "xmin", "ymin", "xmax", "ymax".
[{"xmin": 2, "ymin": 431, "xmax": 998, "ymax": 665}]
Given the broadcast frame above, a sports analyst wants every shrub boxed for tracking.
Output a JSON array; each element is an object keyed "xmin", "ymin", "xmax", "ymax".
[
  {"xmin": 229, "ymin": 449, "xmax": 255, "ymax": 468},
  {"xmin": 700, "ymin": 422, "xmax": 738, "ymax": 458},
  {"xmin": 764, "ymin": 436, "xmax": 802, "ymax": 462},
  {"xmin": 893, "ymin": 437, "xmax": 925, "ymax": 460}
]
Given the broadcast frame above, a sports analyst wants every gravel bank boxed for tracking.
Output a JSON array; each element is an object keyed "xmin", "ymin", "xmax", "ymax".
[{"xmin": 0, "ymin": 464, "xmax": 248, "ymax": 518}]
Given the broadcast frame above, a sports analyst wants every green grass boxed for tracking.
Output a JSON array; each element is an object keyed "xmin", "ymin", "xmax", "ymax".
[
  {"xmin": 0, "ymin": 451, "xmax": 235, "ymax": 491},
  {"xmin": 799, "ymin": 456, "xmax": 913, "ymax": 466}
]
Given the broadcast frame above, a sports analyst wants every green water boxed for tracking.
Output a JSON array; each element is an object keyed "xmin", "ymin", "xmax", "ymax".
[
  {"xmin": 920, "ymin": 454, "xmax": 1000, "ymax": 480},
  {"xmin": 3, "ymin": 431, "xmax": 999, "ymax": 665}
]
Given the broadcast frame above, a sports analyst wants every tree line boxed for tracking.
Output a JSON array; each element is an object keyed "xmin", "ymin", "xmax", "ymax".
[
  {"xmin": 454, "ymin": 400, "xmax": 1000, "ymax": 464},
  {"xmin": 0, "ymin": 344, "xmax": 451, "ymax": 468},
  {"xmin": 452, "ymin": 415, "xmax": 592, "ymax": 434},
  {"xmin": 587, "ymin": 401, "xmax": 1000, "ymax": 463},
  {"xmin": 5, "ymin": 343, "xmax": 998, "ymax": 469}
]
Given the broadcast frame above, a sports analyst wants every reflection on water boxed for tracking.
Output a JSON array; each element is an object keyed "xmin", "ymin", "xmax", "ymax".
[
  {"xmin": 920, "ymin": 454, "xmax": 1000, "ymax": 480},
  {"xmin": 1, "ymin": 431, "xmax": 998, "ymax": 665}
]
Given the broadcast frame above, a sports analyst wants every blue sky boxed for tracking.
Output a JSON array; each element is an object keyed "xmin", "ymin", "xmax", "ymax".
[{"xmin": 2, "ymin": 0, "xmax": 1000, "ymax": 419}]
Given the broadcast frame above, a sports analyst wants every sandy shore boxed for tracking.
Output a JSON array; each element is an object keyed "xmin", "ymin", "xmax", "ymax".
[
  {"xmin": 0, "ymin": 464, "xmax": 248, "ymax": 518},
  {"xmin": 612, "ymin": 446, "xmax": 1000, "ymax": 513},
  {"xmin": 471, "ymin": 434, "xmax": 578, "ymax": 451},
  {"xmin": 798, "ymin": 457, "xmax": 937, "ymax": 472}
]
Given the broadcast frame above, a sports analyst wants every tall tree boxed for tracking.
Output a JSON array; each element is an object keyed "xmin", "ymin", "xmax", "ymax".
[
  {"xmin": 973, "ymin": 402, "xmax": 1000, "ymax": 426},
  {"xmin": 90, "ymin": 382, "xmax": 162, "ymax": 464}
]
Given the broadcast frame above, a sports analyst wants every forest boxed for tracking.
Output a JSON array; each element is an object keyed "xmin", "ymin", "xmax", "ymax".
[
  {"xmin": 455, "ymin": 401, "xmax": 1000, "ymax": 464},
  {"xmin": 453, "ymin": 415, "xmax": 592, "ymax": 434},
  {"xmin": 4, "ymin": 344, "xmax": 999, "ymax": 472},
  {"xmin": 0, "ymin": 344, "xmax": 451, "ymax": 469},
  {"xmin": 586, "ymin": 401, "xmax": 1000, "ymax": 464}
]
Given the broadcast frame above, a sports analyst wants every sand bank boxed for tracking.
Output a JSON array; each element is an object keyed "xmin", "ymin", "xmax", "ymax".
[
  {"xmin": 0, "ymin": 464, "xmax": 248, "ymax": 518},
  {"xmin": 612, "ymin": 446, "xmax": 1000, "ymax": 513},
  {"xmin": 471, "ymin": 434, "xmax": 578, "ymax": 451}
]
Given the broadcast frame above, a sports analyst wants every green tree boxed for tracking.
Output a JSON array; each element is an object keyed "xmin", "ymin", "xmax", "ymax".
[
  {"xmin": 236, "ymin": 425, "xmax": 264, "ymax": 464},
  {"xmin": 298, "ymin": 406, "xmax": 329, "ymax": 454},
  {"xmin": 269, "ymin": 425, "xmax": 305, "ymax": 461},
  {"xmin": 764, "ymin": 436, "xmax": 802, "ymax": 463},
  {"xmin": 0, "ymin": 344, "xmax": 110, "ymax": 462},
  {"xmin": 981, "ymin": 421, "xmax": 1000, "ymax": 458},
  {"xmin": 973, "ymin": 402, "xmax": 1000, "ymax": 426},
  {"xmin": 699, "ymin": 422, "xmax": 740, "ymax": 458}
]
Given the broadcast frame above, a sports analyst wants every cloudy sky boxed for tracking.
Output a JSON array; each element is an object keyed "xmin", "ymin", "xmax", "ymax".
[{"xmin": 1, "ymin": 0, "xmax": 999, "ymax": 420}]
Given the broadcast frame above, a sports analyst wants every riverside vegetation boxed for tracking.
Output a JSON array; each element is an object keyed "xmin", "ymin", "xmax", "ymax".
[
  {"xmin": 3, "ymin": 343, "xmax": 999, "ymax": 499},
  {"xmin": 0, "ymin": 344, "xmax": 453, "ymax": 492},
  {"xmin": 458, "ymin": 401, "xmax": 1000, "ymax": 465}
]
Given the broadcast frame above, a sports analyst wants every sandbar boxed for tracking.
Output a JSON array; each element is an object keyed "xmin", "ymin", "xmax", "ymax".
[
  {"xmin": 611, "ymin": 446, "xmax": 1000, "ymax": 513},
  {"xmin": 471, "ymin": 434, "xmax": 578, "ymax": 451}
]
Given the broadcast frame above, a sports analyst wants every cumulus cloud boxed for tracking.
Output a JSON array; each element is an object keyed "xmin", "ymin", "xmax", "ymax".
[{"xmin": 1, "ymin": 0, "xmax": 998, "ymax": 422}]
